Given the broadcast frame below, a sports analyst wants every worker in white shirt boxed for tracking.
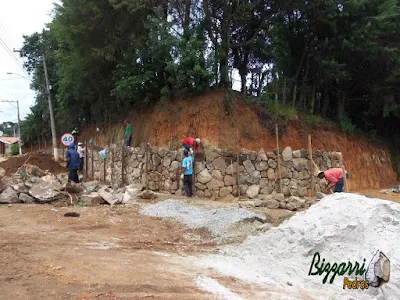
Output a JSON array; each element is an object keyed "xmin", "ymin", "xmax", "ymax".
[{"xmin": 77, "ymin": 142, "xmax": 85, "ymax": 172}]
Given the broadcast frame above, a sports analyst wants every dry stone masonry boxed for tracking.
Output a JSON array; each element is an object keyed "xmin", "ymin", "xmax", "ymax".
[{"xmin": 86, "ymin": 145, "xmax": 342, "ymax": 210}]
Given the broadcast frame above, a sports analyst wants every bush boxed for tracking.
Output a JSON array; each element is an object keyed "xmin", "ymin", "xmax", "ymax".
[
  {"xmin": 340, "ymin": 117, "xmax": 356, "ymax": 134},
  {"xmin": 10, "ymin": 143, "xmax": 19, "ymax": 156},
  {"xmin": 267, "ymin": 102, "xmax": 298, "ymax": 121},
  {"xmin": 368, "ymin": 129, "xmax": 377, "ymax": 142},
  {"xmin": 305, "ymin": 114, "xmax": 326, "ymax": 126}
]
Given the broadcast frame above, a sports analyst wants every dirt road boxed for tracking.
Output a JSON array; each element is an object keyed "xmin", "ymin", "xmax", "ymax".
[{"xmin": 0, "ymin": 203, "xmax": 221, "ymax": 299}]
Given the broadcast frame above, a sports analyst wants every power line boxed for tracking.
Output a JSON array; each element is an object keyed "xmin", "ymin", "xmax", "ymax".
[
  {"xmin": 0, "ymin": 21, "xmax": 17, "ymax": 49},
  {"xmin": 0, "ymin": 35, "xmax": 28, "ymax": 76}
]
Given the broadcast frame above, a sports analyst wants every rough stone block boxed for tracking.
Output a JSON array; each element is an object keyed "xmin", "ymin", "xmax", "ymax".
[
  {"xmin": 211, "ymin": 170, "xmax": 223, "ymax": 181},
  {"xmin": 219, "ymin": 186, "xmax": 233, "ymax": 198},
  {"xmin": 246, "ymin": 185, "xmax": 260, "ymax": 199},
  {"xmin": 212, "ymin": 157, "xmax": 227, "ymax": 174},
  {"xmin": 224, "ymin": 175, "xmax": 236, "ymax": 186},
  {"xmin": 243, "ymin": 160, "xmax": 255, "ymax": 173},
  {"xmin": 206, "ymin": 178, "xmax": 224, "ymax": 190},
  {"xmin": 255, "ymin": 161, "xmax": 269, "ymax": 171}
]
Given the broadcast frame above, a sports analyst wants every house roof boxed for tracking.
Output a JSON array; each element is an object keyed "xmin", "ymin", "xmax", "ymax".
[{"xmin": 0, "ymin": 136, "xmax": 20, "ymax": 144}]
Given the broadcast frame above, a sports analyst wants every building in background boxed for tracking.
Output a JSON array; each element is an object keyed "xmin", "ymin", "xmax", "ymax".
[{"xmin": 0, "ymin": 136, "xmax": 20, "ymax": 155}]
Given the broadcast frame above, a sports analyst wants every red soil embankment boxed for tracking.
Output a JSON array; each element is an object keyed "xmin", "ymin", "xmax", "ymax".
[{"xmin": 81, "ymin": 91, "xmax": 397, "ymax": 191}]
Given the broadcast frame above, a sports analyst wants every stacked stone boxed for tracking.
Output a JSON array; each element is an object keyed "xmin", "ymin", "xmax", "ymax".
[{"xmin": 86, "ymin": 145, "xmax": 342, "ymax": 207}]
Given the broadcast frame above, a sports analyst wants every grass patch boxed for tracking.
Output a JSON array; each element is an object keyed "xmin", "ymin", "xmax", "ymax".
[
  {"xmin": 305, "ymin": 114, "xmax": 326, "ymax": 126},
  {"xmin": 340, "ymin": 117, "xmax": 356, "ymax": 134}
]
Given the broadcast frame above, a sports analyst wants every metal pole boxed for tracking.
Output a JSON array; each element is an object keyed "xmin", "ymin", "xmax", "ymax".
[
  {"xmin": 43, "ymin": 55, "xmax": 58, "ymax": 162},
  {"xmin": 17, "ymin": 100, "xmax": 22, "ymax": 155}
]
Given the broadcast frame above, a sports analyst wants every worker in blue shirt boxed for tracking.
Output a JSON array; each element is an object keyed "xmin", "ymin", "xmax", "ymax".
[
  {"xmin": 181, "ymin": 149, "xmax": 194, "ymax": 197},
  {"xmin": 66, "ymin": 143, "xmax": 81, "ymax": 183}
]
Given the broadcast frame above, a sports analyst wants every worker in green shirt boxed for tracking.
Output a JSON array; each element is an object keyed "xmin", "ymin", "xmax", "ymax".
[{"xmin": 124, "ymin": 119, "xmax": 133, "ymax": 147}]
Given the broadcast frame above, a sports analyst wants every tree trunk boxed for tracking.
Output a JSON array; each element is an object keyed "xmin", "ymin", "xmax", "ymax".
[
  {"xmin": 183, "ymin": 0, "xmax": 191, "ymax": 32},
  {"xmin": 275, "ymin": 78, "xmax": 278, "ymax": 104},
  {"xmin": 219, "ymin": 1, "xmax": 232, "ymax": 87},
  {"xmin": 292, "ymin": 84, "xmax": 297, "ymax": 107},
  {"xmin": 282, "ymin": 76, "xmax": 287, "ymax": 105},
  {"xmin": 310, "ymin": 84, "xmax": 316, "ymax": 114},
  {"xmin": 322, "ymin": 86, "xmax": 329, "ymax": 117},
  {"xmin": 258, "ymin": 71, "xmax": 267, "ymax": 97},
  {"xmin": 338, "ymin": 91, "xmax": 346, "ymax": 119},
  {"xmin": 240, "ymin": 71, "xmax": 247, "ymax": 96}
]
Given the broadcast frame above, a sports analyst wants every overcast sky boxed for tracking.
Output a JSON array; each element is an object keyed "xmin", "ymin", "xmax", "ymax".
[{"xmin": 0, "ymin": 0, "xmax": 56, "ymax": 124}]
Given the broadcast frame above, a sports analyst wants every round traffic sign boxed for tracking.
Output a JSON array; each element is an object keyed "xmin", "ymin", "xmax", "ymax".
[{"xmin": 60, "ymin": 133, "xmax": 75, "ymax": 147}]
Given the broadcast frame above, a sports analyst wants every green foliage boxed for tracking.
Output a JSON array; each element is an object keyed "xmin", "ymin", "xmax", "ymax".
[
  {"xmin": 368, "ymin": 129, "xmax": 378, "ymax": 142},
  {"xmin": 340, "ymin": 117, "xmax": 356, "ymax": 134},
  {"xmin": 10, "ymin": 144, "xmax": 19, "ymax": 156},
  {"xmin": 267, "ymin": 102, "xmax": 298, "ymax": 121},
  {"xmin": 305, "ymin": 114, "xmax": 326, "ymax": 126},
  {"xmin": 17, "ymin": 0, "xmax": 400, "ymax": 155}
]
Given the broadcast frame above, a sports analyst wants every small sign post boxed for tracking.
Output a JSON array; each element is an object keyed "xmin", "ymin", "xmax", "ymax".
[{"xmin": 60, "ymin": 133, "xmax": 75, "ymax": 147}]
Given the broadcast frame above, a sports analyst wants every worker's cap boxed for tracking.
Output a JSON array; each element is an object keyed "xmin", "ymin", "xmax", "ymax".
[
  {"xmin": 195, "ymin": 138, "xmax": 201, "ymax": 143},
  {"xmin": 78, "ymin": 142, "xmax": 83, "ymax": 146},
  {"xmin": 69, "ymin": 143, "xmax": 76, "ymax": 148},
  {"xmin": 183, "ymin": 149, "xmax": 189, "ymax": 156},
  {"xmin": 124, "ymin": 119, "xmax": 130, "ymax": 123}
]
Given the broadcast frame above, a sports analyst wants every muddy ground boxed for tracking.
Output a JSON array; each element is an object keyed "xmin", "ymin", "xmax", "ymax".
[{"xmin": 0, "ymin": 202, "xmax": 274, "ymax": 300}]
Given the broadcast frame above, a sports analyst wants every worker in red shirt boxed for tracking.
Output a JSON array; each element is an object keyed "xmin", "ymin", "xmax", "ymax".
[
  {"xmin": 182, "ymin": 137, "xmax": 201, "ymax": 153},
  {"xmin": 317, "ymin": 168, "xmax": 349, "ymax": 193}
]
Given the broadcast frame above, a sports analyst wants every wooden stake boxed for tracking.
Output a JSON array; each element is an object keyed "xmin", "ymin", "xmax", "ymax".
[
  {"xmin": 236, "ymin": 129, "xmax": 240, "ymax": 198},
  {"xmin": 91, "ymin": 145, "xmax": 94, "ymax": 179},
  {"xmin": 308, "ymin": 134, "xmax": 315, "ymax": 196},
  {"xmin": 342, "ymin": 165, "xmax": 349, "ymax": 192},
  {"xmin": 121, "ymin": 145, "xmax": 125, "ymax": 187},
  {"xmin": 85, "ymin": 140, "xmax": 88, "ymax": 176},
  {"xmin": 145, "ymin": 143, "xmax": 149, "ymax": 190},
  {"xmin": 103, "ymin": 156, "xmax": 106, "ymax": 183},
  {"xmin": 275, "ymin": 124, "xmax": 282, "ymax": 193}
]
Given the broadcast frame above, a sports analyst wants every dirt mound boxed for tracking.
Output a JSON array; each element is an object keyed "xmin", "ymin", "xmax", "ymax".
[
  {"xmin": 79, "ymin": 90, "xmax": 397, "ymax": 190},
  {"xmin": 0, "ymin": 153, "xmax": 66, "ymax": 175}
]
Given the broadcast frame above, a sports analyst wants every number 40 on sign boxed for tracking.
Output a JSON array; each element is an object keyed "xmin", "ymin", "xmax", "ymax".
[{"xmin": 61, "ymin": 133, "xmax": 75, "ymax": 147}]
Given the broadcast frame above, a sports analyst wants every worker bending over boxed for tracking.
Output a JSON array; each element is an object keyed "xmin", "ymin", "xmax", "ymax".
[
  {"xmin": 182, "ymin": 137, "xmax": 201, "ymax": 154},
  {"xmin": 317, "ymin": 168, "xmax": 349, "ymax": 193}
]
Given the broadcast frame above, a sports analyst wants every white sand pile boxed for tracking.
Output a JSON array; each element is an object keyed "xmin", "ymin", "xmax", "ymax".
[
  {"xmin": 196, "ymin": 193, "xmax": 400, "ymax": 300},
  {"xmin": 140, "ymin": 199, "xmax": 265, "ymax": 239}
]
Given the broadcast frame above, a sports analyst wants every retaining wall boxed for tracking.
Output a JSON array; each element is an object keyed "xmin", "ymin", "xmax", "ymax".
[{"xmin": 83, "ymin": 145, "xmax": 342, "ymax": 200}]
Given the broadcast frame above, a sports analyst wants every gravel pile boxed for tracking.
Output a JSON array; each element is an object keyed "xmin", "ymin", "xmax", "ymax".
[
  {"xmin": 140, "ymin": 200, "xmax": 266, "ymax": 238},
  {"xmin": 196, "ymin": 193, "xmax": 400, "ymax": 299}
]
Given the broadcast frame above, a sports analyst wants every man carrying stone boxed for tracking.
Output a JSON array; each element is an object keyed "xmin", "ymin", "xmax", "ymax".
[
  {"xmin": 181, "ymin": 149, "xmax": 194, "ymax": 197},
  {"xmin": 317, "ymin": 168, "xmax": 349, "ymax": 193},
  {"xmin": 66, "ymin": 143, "xmax": 81, "ymax": 183}
]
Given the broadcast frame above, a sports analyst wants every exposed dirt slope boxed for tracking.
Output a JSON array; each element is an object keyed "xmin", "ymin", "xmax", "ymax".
[
  {"xmin": 81, "ymin": 90, "xmax": 397, "ymax": 190},
  {"xmin": 0, "ymin": 153, "xmax": 66, "ymax": 175}
]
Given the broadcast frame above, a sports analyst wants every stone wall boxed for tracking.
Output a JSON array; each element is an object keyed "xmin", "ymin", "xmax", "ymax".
[{"xmin": 84, "ymin": 145, "xmax": 342, "ymax": 202}]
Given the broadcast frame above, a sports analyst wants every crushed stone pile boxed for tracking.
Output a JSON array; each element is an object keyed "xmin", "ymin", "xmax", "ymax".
[
  {"xmin": 140, "ymin": 200, "xmax": 266, "ymax": 241},
  {"xmin": 195, "ymin": 193, "xmax": 400, "ymax": 300}
]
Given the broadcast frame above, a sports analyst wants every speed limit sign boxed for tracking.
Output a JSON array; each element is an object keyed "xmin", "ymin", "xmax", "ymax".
[{"xmin": 61, "ymin": 133, "xmax": 75, "ymax": 147}]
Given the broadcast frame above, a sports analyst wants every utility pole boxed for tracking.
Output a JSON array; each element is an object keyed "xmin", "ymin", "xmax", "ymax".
[
  {"xmin": 13, "ymin": 48, "xmax": 58, "ymax": 161},
  {"xmin": 42, "ymin": 55, "xmax": 58, "ymax": 161},
  {"xmin": 0, "ymin": 100, "xmax": 22, "ymax": 155}
]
